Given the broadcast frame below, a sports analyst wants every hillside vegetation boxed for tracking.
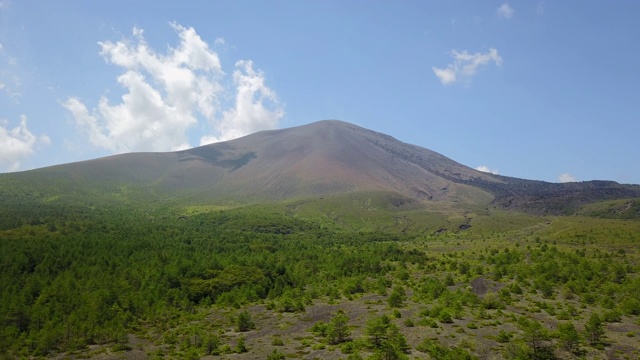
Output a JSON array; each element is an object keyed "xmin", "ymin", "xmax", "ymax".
[{"xmin": 1, "ymin": 192, "xmax": 639, "ymax": 359}]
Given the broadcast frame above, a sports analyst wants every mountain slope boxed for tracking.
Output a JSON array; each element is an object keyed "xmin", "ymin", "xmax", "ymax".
[
  {"xmin": 178, "ymin": 120, "xmax": 501, "ymax": 204},
  {"xmin": 1, "ymin": 120, "xmax": 639, "ymax": 214}
]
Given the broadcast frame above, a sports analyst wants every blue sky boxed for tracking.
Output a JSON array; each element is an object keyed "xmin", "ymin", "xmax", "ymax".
[{"xmin": 0, "ymin": 1, "xmax": 638, "ymax": 184}]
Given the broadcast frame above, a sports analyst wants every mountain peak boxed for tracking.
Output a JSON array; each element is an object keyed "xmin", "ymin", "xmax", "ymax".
[{"xmin": 2, "ymin": 120, "xmax": 639, "ymax": 214}]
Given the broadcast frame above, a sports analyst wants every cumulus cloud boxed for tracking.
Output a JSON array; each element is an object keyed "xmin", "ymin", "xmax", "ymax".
[
  {"xmin": 476, "ymin": 165, "xmax": 499, "ymax": 175},
  {"xmin": 201, "ymin": 60, "xmax": 283, "ymax": 144},
  {"xmin": 0, "ymin": 115, "xmax": 50, "ymax": 172},
  {"xmin": 558, "ymin": 173, "xmax": 577, "ymax": 183},
  {"xmin": 497, "ymin": 3, "xmax": 515, "ymax": 19},
  {"xmin": 433, "ymin": 48, "xmax": 502, "ymax": 85},
  {"xmin": 64, "ymin": 23, "xmax": 283, "ymax": 153}
]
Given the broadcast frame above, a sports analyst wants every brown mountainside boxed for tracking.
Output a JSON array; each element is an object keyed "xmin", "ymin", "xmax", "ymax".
[{"xmin": 4, "ymin": 120, "xmax": 639, "ymax": 214}]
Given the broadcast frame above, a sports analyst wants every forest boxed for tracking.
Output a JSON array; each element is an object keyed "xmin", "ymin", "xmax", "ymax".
[{"xmin": 1, "ymin": 195, "xmax": 640, "ymax": 359}]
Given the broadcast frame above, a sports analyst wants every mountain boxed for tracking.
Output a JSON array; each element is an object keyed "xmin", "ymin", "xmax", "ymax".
[{"xmin": 2, "ymin": 120, "xmax": 639, "ymax": 215}]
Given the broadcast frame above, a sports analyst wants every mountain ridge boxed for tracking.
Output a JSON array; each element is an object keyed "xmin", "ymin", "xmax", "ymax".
[{"xmin": 1, "ymin": 119, "xmax": 639, "ymax": 215}]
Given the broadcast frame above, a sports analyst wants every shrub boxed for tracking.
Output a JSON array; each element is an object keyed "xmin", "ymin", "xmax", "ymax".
[
  {"xmin": 388, "ymin": 286, "xmax": 406, "ymax": 308},
  {"xmin": 438, "ymin": 311, "xmax": 453, "ymax": 324},
  {"xmin": 482, "ymin": 293, "xmax": 501, "ymax": 310},
  {"xmin": 497, "ymin": 330, "xmax": 510, "ymax": 343},
  {"xmin": 416, "ymin": 338, "xmax": 476, "ymax": 359},
  {"xmin": 236, "ymin": 310, "xmax": 255, "ymax": 332},
  {"xmin": 340, "ymin": 341, "xmax": 356, "ymax": 354},
  {"xmin": 235, "ymin": 336, "xmax": 247, "ymax": 353},
  {"xmin": 311, "ymin": 321, "xmax": 328, "ymax": 337},
  {"xmin": 620, "ymin": 298, "xmax": 640, "ymax": 315},
  {"xmin": 603, "ymin": 310, "xmax": 621, "ymax": 323},
  {"xmin": 267, "ymin": 349, "xmax": 286, "ymax": 360}
]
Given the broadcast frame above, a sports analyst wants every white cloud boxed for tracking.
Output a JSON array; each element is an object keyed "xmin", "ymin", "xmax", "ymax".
[
  {"xmin": 433, "ymin": 48, "xmax": 502, "ymax": 86},
  {"xmin": 476, "ymin": 165, "xmax": 499, "ymax": 175},
  {"xmin": 214, "ymin": 37, "xmax": 225, "ymax": 46},
  {"xmin": 432, "ymin": 67, "xmax": 457, "ymax": 85},
  {"xmin": 64, "ymin": 23, "xmax": 283, "ymax": 153},
  {"xmin": 0, "ymin": 115, "xmax": 50, "ymax": 172},
  {"xmin": 201, "ymin": 60, "xmax": 283, "ymax": 144},
  {"xmin": 558, "ymin": 173, "xmax": 577, "ymax": 183},
  {"xmin": 497, "ymin": 3, "xmax": 515, "ymax": 19}
]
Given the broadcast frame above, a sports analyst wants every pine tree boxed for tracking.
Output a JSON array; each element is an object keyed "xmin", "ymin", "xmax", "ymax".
[
  {"xmin": 235, "ymin": 335, "xmax": 248, "ymax": 353},
  {"xmin": 366, "ymin": 315, "xmax": 390, "ymax": 348},
  {"xmin": 585, "ymin": 313, "xmax": 604, "ymax": 346},
  {"xmin": 205, "ymin": 333, "xmax": 220, "ymax": 355},
  {"xmin": 327, "ymin": 309, "xmax": 350, "ymax": 344},
  {"xmin": 557, "ymin": 322, "xmax": 581, "ymax": 353},
  {"xmin": 236, "ymin": 310, "xmax": 255, "ymax": 332},
  {"xmin": 387, "ymin": 286, "xmax": 406, "ymax": 308}
]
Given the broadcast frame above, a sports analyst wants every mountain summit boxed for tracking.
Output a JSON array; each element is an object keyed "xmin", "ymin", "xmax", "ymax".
[
  {"xmin": 3, "ymin": 120, "xmax": 639, "ymax": 214},
  {"xmin": 175, "ymin": 120, "xmax": 500, "ymax": 204}
]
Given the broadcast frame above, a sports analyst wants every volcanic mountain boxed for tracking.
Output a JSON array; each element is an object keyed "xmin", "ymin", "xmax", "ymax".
[{"xmin": 2, "ymin": 120, "xmax": 639, "ymax": 214}]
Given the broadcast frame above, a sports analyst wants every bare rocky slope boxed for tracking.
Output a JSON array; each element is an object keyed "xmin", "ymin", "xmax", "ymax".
[{"xmin": 2, "ymin": 120, "xmax": 639, "ymax": 214}]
